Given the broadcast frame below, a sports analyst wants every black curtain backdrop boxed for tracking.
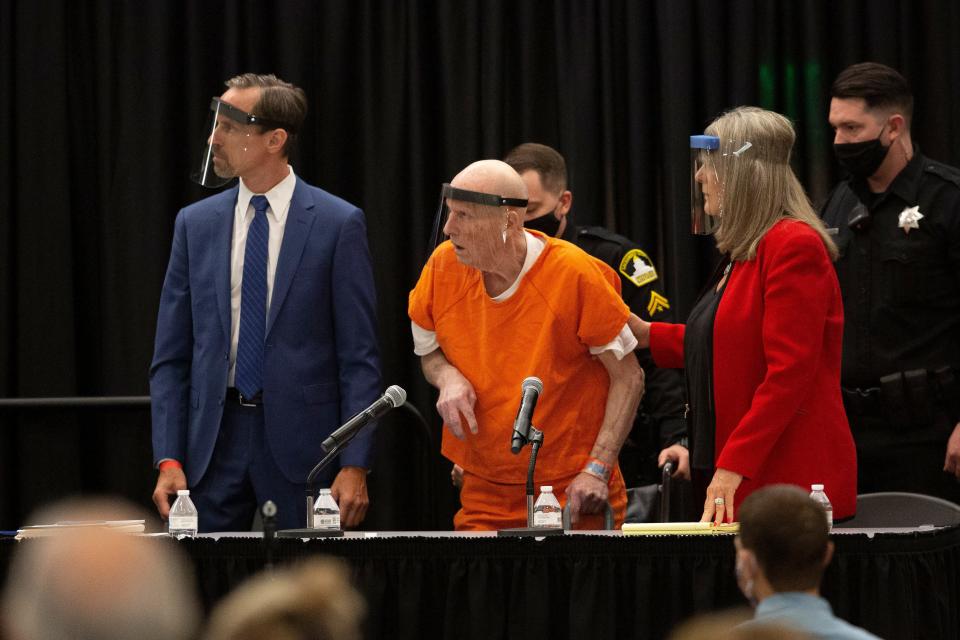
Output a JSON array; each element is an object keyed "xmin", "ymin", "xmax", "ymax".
[{"xmin": 2, "ymin": 0, "xmax": 960, "ymax": 530}]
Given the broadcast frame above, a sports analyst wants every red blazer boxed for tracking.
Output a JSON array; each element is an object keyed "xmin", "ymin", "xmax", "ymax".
[{"xmin": 650, "ymin": 220, "xmax": 857, "ymax": 519}]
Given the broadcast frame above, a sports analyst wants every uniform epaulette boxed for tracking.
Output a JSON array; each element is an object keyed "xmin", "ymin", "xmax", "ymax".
[{"xmin": 923, "ymin": 161, "xmax": 960, "ymax": 190}]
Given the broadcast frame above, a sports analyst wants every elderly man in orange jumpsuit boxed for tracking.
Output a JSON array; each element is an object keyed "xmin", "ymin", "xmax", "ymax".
[{"xmin": 409, "ymin": 159, "xmax": 644, "ymax": 530}]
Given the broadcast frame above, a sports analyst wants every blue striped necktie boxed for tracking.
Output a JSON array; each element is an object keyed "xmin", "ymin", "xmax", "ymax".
[{"xmin": 235, "ymin": 195, "xmax": 270, "ymax": 399}]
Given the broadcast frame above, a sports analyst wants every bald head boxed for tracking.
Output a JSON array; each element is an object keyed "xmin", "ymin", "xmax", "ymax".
[{"xmin": 451, "ymin": 159, "xmax": 528, "ymax": 203}]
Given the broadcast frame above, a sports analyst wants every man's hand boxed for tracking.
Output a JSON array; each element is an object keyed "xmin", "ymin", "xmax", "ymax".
[
  {"xmin": 701, "ymin": 467, "xmax": 743, "ymax": 524},
  {"xmin": 451, "ymin": 463, "xmax": 464, "ymax": 488},
  {"xmin": 331, "ymin": 466, "xmax": 369, "ymax": 528},
  {"xmin": 565, "ymin": 472, "xmax": 610, "ymax": 525},
  {"xmin": 422, "ymin": 349, "xmax": 478, "ymax": 439},
  {"xmin": 434, "ymin": 367, "xmax": 478, "ymax": 439},
  {"xmin": 152, "ymin": 466, "xmax": 187, "ymax": 520},
  {"xmin": 944, "ymin": 422, "xmax": 960, "ymax": 479},
  {"xmin": 658, "ymin": 444, "xmax": 691, "ymax": 480}
]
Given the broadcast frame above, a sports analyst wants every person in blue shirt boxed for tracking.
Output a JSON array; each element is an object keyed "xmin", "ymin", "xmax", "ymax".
[{"xmin": 735, "ymin": 485, "xmax": 881, "ymax": 640}]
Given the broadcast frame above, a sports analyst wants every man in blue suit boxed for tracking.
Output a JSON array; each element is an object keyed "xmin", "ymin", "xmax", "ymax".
[{"xmin": 150, "ymin": 73, "xmax": 381, "ymax": 532}]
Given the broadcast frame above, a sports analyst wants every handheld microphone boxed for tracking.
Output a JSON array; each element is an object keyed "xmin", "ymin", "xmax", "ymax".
[
  {"xmin": 321, "ymin": 385, "xmax": 406, "ymax": 452},
  {"xmin": 510, "ymin": 377, "xmax": 543, "ymax": 454}
]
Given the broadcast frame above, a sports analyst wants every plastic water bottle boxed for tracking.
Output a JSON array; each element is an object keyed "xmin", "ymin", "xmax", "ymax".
[
  {"xmin": 313, "ymin": 488, "xmax": 341, "ymax": 530},
  {"xmin": 810, "ymin": 484, "xmax": 833, "ymax": 531},
  {"xmin": 168, "ymin": 489, "xmax": 198, "ymax": 538},
  {"xmin": 533, "ymin": 485, "xmax": 562, "ymax": 528}
]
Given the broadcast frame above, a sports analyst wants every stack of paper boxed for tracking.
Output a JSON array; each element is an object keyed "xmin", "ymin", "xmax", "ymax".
[
  {"xmin": 15, "ymin": 520, "xmax": 146, "ymax": 539},
  {"xmin": 621, "ymin": 521, "xmax": 739, "ymax": 536}
]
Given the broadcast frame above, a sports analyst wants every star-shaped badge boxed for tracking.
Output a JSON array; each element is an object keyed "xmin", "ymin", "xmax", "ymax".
[{"xmin": 898, "ymin": 205, "xmax": 923, "ymax": 235}]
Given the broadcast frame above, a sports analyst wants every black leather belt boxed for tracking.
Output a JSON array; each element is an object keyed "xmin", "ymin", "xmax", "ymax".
[{"xmin": 226, "ymin": 387, "xmax": 262, "ymax": 407}]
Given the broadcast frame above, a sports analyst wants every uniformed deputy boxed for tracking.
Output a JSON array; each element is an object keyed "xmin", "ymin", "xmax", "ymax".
[
  {"xmin": 821, "ymin": 62, "xmax": 960, "ymax": 502},
  {"xmin": 504, "ymin": 143, "xmax": 688, "ymax": 491}
]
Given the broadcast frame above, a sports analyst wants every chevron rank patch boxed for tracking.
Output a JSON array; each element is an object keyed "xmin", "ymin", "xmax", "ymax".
[
  {"xmin": 619, "ymin": 249, "xmax": 658, "ymax": 287},
  {"xmin": 647, "ymin": 291, "xmax": 670, "ymax": 317}
]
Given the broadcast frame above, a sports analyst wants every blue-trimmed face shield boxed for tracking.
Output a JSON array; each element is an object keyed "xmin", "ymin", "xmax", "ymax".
[
  {"xmin": 690, "ymin": 135, "xmax": 753, "ymax": 235},
  {"xmin": 691, "ymin": 135, "xmax": 721, "ymax": 235}
]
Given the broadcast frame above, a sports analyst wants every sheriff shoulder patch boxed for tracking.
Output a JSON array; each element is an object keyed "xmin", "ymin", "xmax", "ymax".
[{"xmin": 619, "ymin": 249, "xmax": 658, "ymax": 287}]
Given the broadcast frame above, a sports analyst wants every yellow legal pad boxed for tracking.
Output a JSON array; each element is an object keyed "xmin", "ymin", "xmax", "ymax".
[{"xmin": 621, "ymin": 522, "xmax": 739, "ymax": 536}]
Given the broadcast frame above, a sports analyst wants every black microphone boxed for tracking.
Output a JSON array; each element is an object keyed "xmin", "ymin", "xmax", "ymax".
[
  {"xmin": 511, "ymin": 377, "xmax": 543, "ymax": 454},
  {"xmin": 321, "ymin": 385, "xmax": 406, "ymax": 452}
]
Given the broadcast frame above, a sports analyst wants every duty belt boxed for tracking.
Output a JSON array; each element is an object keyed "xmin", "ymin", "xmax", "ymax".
[{"xmin": 842, "ymin": 366, "xmax": 960, "ymax": 428}]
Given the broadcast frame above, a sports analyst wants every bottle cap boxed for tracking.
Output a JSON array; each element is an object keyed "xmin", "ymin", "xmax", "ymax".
[
  {"xmin": 319, "ymin": 488, "xmax": 332, "ymax": 494},
  {"xmin": 540, "ymin": 485, "xmax": 553, "ymax": 492},
  {"xmin": 177, "ymin": 489, "xmax": 190, "ymax": 496},
  {"xmin": 811, "ymin": 484, "xmax": 824, "ymax": 491}
]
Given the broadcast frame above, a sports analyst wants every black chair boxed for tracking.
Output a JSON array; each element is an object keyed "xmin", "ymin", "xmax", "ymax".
[
  {"xmin": 834, "ymin": 491, "xmax": 960, "ymax": 528},
  {"xmin": 362, "ymin": 401, "xmax": 436, "ymax": 531}
]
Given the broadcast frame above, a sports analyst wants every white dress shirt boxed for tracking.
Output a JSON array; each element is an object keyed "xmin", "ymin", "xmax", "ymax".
[{"xmin": 228, "ymin": 167, "xmax": 297, "ymax": 386}]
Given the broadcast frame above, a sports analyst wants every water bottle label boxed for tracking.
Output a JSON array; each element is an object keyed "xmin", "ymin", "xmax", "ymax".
[
  {"xmin": 314, "ymin": 513, "xmax": 340, "ymax": 529},
  {"xmin": 533, "ymin": 510, "xmax": 561, "ymax": 528},
  {"xmin": 168, "ymin": 516, "xmax": 197, "ymax": 531}
]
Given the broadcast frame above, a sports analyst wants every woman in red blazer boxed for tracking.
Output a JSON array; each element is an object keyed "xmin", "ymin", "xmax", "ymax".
[{"xmin": 631, "ymin": 107, "xmax": 857, "ymax": 523}]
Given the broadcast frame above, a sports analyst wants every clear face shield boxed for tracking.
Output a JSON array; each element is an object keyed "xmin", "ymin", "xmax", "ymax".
[
  {"xmin": 690, "ymin": 135, "xmax": 753, "ymax": 235},
  {"xmin": 428, "ymin": 183, "xmax": 528, "ymax": 269},
  {"xmin": 191, "ymin": 97, "xmax": 288, "ymax": 188}
]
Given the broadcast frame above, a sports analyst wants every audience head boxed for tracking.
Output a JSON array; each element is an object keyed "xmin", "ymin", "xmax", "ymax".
[
  {"xmin": 204, "ymin": 557, "xmax": 366, "ymax": 640},
  {"xmin": 1, "ymin": 497, "xmax": 199, "ymax": 640},
  {"xmin": 735, "ymin": 485, "xmax": 833, "ymax": 604},
  {"xmin": 700, "ymin": 106, "xmax": 836, "ymax": 261},
  {"xmin": 503, "ymin": 143, "xmax": 573, "ymax": 238}
]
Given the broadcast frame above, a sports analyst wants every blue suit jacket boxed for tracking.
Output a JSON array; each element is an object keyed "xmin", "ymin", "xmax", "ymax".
[{"xmin": 150, "ymin": 178, "xmax": 382, "ymax": 485}]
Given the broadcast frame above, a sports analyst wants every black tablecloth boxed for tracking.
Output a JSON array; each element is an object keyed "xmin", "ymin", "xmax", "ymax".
[{"xmin": 2, "ymin": 528, "xmax": 958, "ymax": 640}]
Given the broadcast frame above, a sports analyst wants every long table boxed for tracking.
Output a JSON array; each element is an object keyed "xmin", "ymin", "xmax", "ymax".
[{"xmin": 2, "ymin": 527, "xmax": 958, "ymax": 640}]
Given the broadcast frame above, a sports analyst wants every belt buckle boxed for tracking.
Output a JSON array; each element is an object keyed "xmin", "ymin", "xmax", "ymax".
[{"xmin": 238, "ymin": 393, "xmax": 259, "ymax": 407}]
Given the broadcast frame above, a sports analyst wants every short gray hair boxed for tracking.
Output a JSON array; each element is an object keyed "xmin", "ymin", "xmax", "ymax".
[{"xmin": 1, "ymin": 497, "xmax": 200, "ymax": 640}]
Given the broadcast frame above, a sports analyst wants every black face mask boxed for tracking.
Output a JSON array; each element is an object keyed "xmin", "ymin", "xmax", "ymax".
[
  {"xmin": 524, "ymin": 210, "xmax": 563, "ymax": 237},
  {"xmin": 833, "ymin": 127, "xmax": 890, "ymax": 179}
]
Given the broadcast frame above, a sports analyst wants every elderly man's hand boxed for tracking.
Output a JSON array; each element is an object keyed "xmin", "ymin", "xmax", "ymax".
[
  {"xmin": 565, "ymin": 472, "xmax": 609, "ymax": 525},
  {"xmin": 435, "ymin": 369, "xmax": 478, "ymax": 439},
  {"xmin": 944, "ymin": 422, "xmax": 960, "ymax": 479},
  {"xmin": 451, "ymin": 464, "xmax": 464, "ymax": 488}
]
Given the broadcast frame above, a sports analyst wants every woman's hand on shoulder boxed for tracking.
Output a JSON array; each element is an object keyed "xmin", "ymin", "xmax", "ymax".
[{"xmin": 627, "ymin": 313, "xmax": 651, "ymax": 349}]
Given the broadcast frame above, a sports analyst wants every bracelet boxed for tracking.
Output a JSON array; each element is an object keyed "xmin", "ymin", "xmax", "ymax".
[
  {"xmin": 582, "ymin": 457, "xmax": 612, "ymax": 483},
  {"xmin": 159, "ymin": 459, "xmax": 182, "ymax": 471}
]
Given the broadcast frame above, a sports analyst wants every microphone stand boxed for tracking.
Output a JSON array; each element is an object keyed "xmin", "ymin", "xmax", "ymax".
[
  {"xmin": 523, "ymin": 426, "xmax": 544, "ymax": 527},
  {"xmin": 261, "ymin": 500, "xmax": 277, "ymax": 571},
  {"xmin": 276, "ymin": 437, "xmax": 354, "ymax": 539},
  {"xmin": 498, "ymin": 424, "xmax": 562, "ymax": 537}
]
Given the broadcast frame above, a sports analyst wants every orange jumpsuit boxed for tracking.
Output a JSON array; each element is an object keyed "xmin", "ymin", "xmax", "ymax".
[{"xmin": 409, "ymin": 232, "xmax": 630, "ymax": 530}]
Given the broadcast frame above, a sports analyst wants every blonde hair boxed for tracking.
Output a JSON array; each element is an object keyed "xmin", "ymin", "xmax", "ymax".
[
  {"xmin": 204, "ymin": 557, "xmax": 365, "ymax": 640},
  {"xmin": 705, "ymin": 106, "xmax": 837, "ymax": 261}
]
